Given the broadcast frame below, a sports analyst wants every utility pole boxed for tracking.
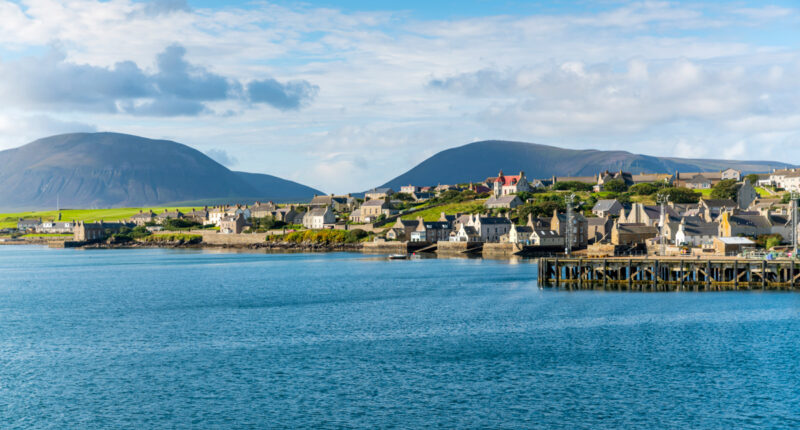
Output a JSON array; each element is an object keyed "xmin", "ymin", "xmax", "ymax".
[
  {"xmin": 565, "ymin": 193, "xmax": 575, "ymax": 255},
  {"xmin": 657, "ymin": 193, "xmax": 670, "ymax": 256},
  {"xmin": 792, "ymin": 191, "xmax": 799, "ymax": 258}
]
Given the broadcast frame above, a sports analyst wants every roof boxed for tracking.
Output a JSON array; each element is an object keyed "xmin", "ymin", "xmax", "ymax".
[
  {"xmin": 307, "ymin": 207, "xmax": 330, "ymax": 217},
  {"xmin": 532, "ymin": 229, "xmax": 561, "ymax": 236},
  {"xmin": 702, "ymin": 199, "xmax": 737, "ymax": 208},
  {"xmin": 476, "ymin": 216, "xmax": 512, "ymax": 225},
  {"xmin": 461, "ymin": 226, "xmax": 479, "ymax": 235},
  {"xmin": 513, "ymin": 225, "xmax": 534, "ymax": 233},
  {"xmin": 728, "ymin": 214, "xmax": 771, "ymax": 229},
  {"xmin": 366, "ymin": 188, "xmax": 392, "ymax": 194},
  {"xmin": 587, "ymin": 217, "xmax": 610, "ymax": 226},
  {"xmin": 487, "ymin": 172, "xmax": 523, "ymax": 187},
  {"xmin": 592, "ymin": 199, "xmax": 620, "ymax": 212},
  {"xmin": 362, "ymin": 199, "xmax": 388, "ymax": 207},
  {"xmin": 715, "ymin": 237, "xmax": 755, "ymax": 245},
  {"xmin": 617, "ymin": 223, "xmax": 659, "ymax": 234},
  {"xmin": 422, "ymin": 221, "xmax": 450, "ymax": 229},
  {"xmin": 486, "ymin": 195, "xmax": 520, "ymax": 205}
]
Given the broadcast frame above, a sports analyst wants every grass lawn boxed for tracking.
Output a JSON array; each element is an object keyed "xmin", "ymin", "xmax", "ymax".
[
  {"xmin": 401, "ymin": 200, "xmax": 486, "ymax": 221},
  {"xmin": 0, "ymin": 207, "xmax": 198, "ymax": 229},
  {"xmin": 754, "ymin": 187, "xmax": 773, "ymax": 197}
]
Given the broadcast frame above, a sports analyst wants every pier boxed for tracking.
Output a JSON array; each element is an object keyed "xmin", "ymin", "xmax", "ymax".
[{"xmin": 537, "ymin": 257, "xmax": 800, "ymax": 291}]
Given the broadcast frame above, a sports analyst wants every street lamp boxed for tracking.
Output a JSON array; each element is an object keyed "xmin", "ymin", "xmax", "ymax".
[{"xmin": 565, "ymin": 193, "xmax": 575, "ymax": 255}]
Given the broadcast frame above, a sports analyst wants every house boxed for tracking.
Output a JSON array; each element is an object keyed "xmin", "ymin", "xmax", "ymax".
[
  {"xmin": 721, "ymin": 168, "xmax": 742, "ymax": 181},
  {"xmin": 736, "ymin": 179, "xmax": 758, "ymax": 210},
  {"xmin": 470, "ymin": 214, "xmax": 513, "ymax": 242},
  {"xmin": 155, "ymin": 209, "xmax": 184, "ymax": 224},
  {"xmin": 485, "ymin": 170, "xmax": 532, "ymax": 196},
  {"xmin": 129, "ymin": 210, "xmax": 155, "ymax": 226},
  {"xmin": 185, "ymin": 208, "xmax": 209, "ymax": 224},
  {"xmin": 550, "ymin": 209, "xmax": 588, "ymax": 249},
  {"xmin": 592, "ymin": 199, "xmax": 623, "ymax": 217},
  {"xmin": 674, "ymin": 171, "xmax": 732, "ymax": 188},
  {"xmin": 713, "ymin": 236, "xmax": 755, "ymax": 256},
  {"xmin": 386, "ymin": 218, "xmax": 419, "ymax": 241},
  {"xmin": 360, "ymin": 199, "xmax": 392, "ymax": 222},
  {"xmin": 718, "ymin": 211, "xmax": 772, "ymax": 238},
  {"xmin": 450, "ymin": 224, "xmax": 481, "ymax": 242},
  {"xmin": 485, "ymin": 194, "xmax": 522, "ymax": 209},
  {"xmin": 467, "ymin": 183, "xmax": 492, "ymax": 194},
  {"xmin": 668, "ymin": 217, "xmax": 719, "ymax": 246},
  {"xmin": 411, "ymin": 192, "xmax": 434, "ymax": 202},
  {"xmin": 219, "ymin": 213, "xmax": 246, "ymax": 234},
  {"xmin": 755, "ymin": 173, "xmax": 772, "ymax": 187},
  {"xmin": 684, "ymin": 174, "xmax": 714, "ymax": 189},
  {"xmin": 274, "ymin": 206, "xmax": 301, "ymax": 224},
  {"xmin": 302, "ymin": 206, "xmax": 336, "ymax": 229},
  {"xmin": 37, "ymin": 221, "xmax": 74, "ymax": 234},
  {"xmin": 506, "ymin": 224, "xmax": 533, "ymax": 244},
  {"xmin": 250, "ymin": 201, "xmax": 277, "ymax": 218},
  {"xmin": 773, "ymin": 170, "xmax": 800, "ymax": 192},
  {"xmin": 619, "ymin": 203, "xmax": 679, "ymax": 226},
  {"xmin": 410, "ymin": 219, "xmax": 452, "ymax": 242},
  {"xmin": 74, "ymin": 221, "xmax": 133, "ymax": 242},
  {"xmin": 699, "ymin": 199, "xmax": 737, "ymax": 221},
  {"xmin": 365, "ymin": 188, "xmax": 393, "ymax": 200},
  {"xmin": 587, "ymin": 216, "xmax": 613, "ymax": 243},
  {"xmin": 207, "ymin": 206, "xmax": 231, "ymax": 225},
  {"xmin": 400, "ymin": 185, "xmax": 420, "ymax": 194},
  {"xmin": 530, "ymin": 229, "xmax": 565, "ymax": 247},
  {"xmin": 17, "ymin": 218, "xmax": 42, "ymax": 232},
  {"xmin": 348, "ymin": 208, "xmax": 363, "ymax": 223},
  {"xmin": 632, "ymin": 173, "xmax": 674, "ymax": 185},
  {"xmin": 596, "ymin": 170, "xmax": 634, "ymax": 190},
  {"xmin": 310, "ymin": 194, "xmax": 356, "ymax": 212},
  {"xmin": 611, "ymin": 222, "xmax": 659, "ymax": 246}
]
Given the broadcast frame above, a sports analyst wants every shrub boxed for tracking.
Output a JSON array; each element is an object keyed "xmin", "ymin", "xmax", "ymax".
[
  {"xmin": 710, "ymin": 179, "xmax": 739, "ymax": 201},
  {"xmin": 603, "ymin": 178, "xmax": 628, "ymax": 193},
  {"xmin": 553, "ymin": 181, "xmax": 593, "ymax": 192},
  {"xmin": 143, "ymin": 233, "xmax": 202, "ymax": 244}
]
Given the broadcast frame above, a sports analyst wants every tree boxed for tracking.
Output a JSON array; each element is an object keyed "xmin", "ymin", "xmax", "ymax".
[
  {"xmin": 710, "ymin": 179, "xmax": 739, "ymax": 201},
  {"xmin": 629, "ymin": 182, "xmax": 659, "ymax": 195},
  {"xmin": 660, "ymin": 187, "xmax": 701, "ymax": 204},
  {"xmin": 553, "ymin": 181, "xmax": 593, "ymax": 192},
  {"xmin": 745, "ymin": 174, "xmax": 759, "ymax": 184},
  {"xmin": 603, "ymin": 178, "xmax": 628, "ymax": 193}
]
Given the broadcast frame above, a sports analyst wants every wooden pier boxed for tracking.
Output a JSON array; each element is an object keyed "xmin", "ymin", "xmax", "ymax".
[{"xmin": 537, "ymin": 257, "xmax": 800, "ymax": 291}]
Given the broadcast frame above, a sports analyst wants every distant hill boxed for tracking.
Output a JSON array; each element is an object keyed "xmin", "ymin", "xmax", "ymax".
[
  {"xmin": 0, "ymin": 132, "xmax": 323, "ymax": 211},
  {"xmin": 380, "ymin": 140, "xmax": 792, "ymax": 189}
]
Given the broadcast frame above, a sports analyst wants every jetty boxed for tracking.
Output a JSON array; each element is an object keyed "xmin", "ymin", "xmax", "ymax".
[{"xmin": 537, "ymin": 257, "xmax": 800, "ymax": 291}]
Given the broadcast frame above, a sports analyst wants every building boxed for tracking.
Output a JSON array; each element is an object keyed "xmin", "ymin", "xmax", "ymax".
[
  {"xmin": 37, "ymin": 221, "xmax": 74, "ymax": 234},
  {"xmin": 410, "ymin": 219, "xmax": 452, "ymax": 242},
  {"xmin": 17, "ymin": 218, "xmax": 42, "ymax": 232},
  {"xmin": 713, "ymin": 237, "xmax": 755, "ymax": 256},
  {"xmin": 274, "ymin": 207, "xmax": 301, "ymax": 224},
  {"xmin": 219, "ymin": 213, "xmax": 246, "ymax": 234},
  {"xmin": 400, "ymin": 185, "xmax": 420, "ymax": 194},
  {"xmin": 348, "ymin": 208, "xmax": 363, "ymax": 224},
  {"xmin": 155, "ymin": 209, "xmax": 184, "ymax": 224},
  {"xmin": 310, "ymin": 194, "xmax": 356, "ymax": 212},
  {"xmin": 74, "ymin": 221, "xmax": 133, "ymax": 242},
  {"xmin": 736, "ymin": 179, "xmax": 759, "ymax": 210},
  {"xmin": 587, "ymin": 216, "xmax": 613, "ymax": 243},
  {"xmin": 674, "ymin": 170, "xmax": 740, "ymax": 188},
  {"xmin": 592, "ymin": 199, "xmax": 624, "ymax": 217},
  {"xmin": 129, "ymin": 210, "xmax": 155, "ymax": 226},
  {"xmin": 250, "ymin": 201, "xmax": 277, "ymax": 218},
  {"xmin": 365, "ymin": 188, "xmax": 394, "ymax": 200},
  {"xmin": 450, "ymin": 224, "xmax": 481, "ymax": 242},
  {"xmin": 669, "ymin": 217, "xmax": 719, "ymax": 246},
  {"xmin": 360, "ymin": 199, "xmax": 392, "ymax": 222},
  {"xmin": 411, "ymin": 191, "xmax": 434, "ymax": 202},
  {"xmin": 302, "ymin": 206, "xmax": 336, "ymax": 229},
  {"xmin": 718, "ymin": 211, "xmax": 772, "ymax": 238},
  {"xmin": 485, "ymin": 170, "xmax": 532, "ymax": 196},
  {"xmin": 631, "ymin": 173, "xmax": 674, "ymax": 185},
  {"xmin": 184, "ymin": 208, "xmax": 209, "ymax": 224},
  {"xmin": 470, "ymin": 214, "xmax": 513, "ymax": 242},
  {"xmin": 506, "ymin": 224, "xmax": 533, "ymax": 244},
  {"xmin": 699, "ymin": 199, "xmax": 737, "ymax": 221},
  {"xmin": 596, "ymin": 170, "xmax": 634, "ymax": 190},
  {"xmin": 620, "ymin": 203, "xmax": 679, "ymax": 226},
  {"xmin": 611, "ymin": 222, "xmax": 659, "ymax": 246},
  {"xmin": 550, "ymin": 210, "xmax": 588, "ymax": 249},
  {"xmin": 485, "ymin": 194, "xmax": 522, "ymax": 209},
  {"xmin": 386, "ymin": 218, "xmax": 419, "ymax": 241},
  {"xmin": 530, "ymin": 229, "xmax": 565, "ymax": 247}
]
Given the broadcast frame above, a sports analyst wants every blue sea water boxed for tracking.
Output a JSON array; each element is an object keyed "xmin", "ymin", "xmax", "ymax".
[{"xmin": 1, "ymin": 246, "xmax": 799, "ymax": 429}]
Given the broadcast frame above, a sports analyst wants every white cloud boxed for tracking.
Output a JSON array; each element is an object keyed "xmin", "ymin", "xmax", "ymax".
[{"xmin": 0, "ymin": 0, "xmax": 798, "ymax": 192}]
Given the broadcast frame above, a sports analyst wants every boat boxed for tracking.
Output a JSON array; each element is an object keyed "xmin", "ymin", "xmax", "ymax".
[{"xmin": 388, "ymin": 254, "xmax": 408, "ymax": 260}]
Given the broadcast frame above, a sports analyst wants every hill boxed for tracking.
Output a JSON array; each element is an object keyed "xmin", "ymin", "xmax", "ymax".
[
  {"xmin": 379, "ymin": 140, "xmax": 791, "ymax": 189},
  {"xmin": 0, "ymin": 132, "xmax": 323, "ymax": 211}
]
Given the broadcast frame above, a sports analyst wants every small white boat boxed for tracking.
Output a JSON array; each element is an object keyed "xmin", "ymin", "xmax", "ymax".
[{"xmin": 388, "ymin": 254, "xmax": 408, "ymax": 260}]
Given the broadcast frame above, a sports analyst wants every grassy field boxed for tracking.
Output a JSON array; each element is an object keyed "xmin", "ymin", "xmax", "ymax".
[
  {"xmin": 0, "ymin": 207, "xmax": 197, "ymax": 229},
  {"xmin": 401, "ymin": 200, "xmax": 487, "ymax": 221},
  {"xmin": 754, "ymin": 187, "xmax": 773, "ymax": 197}
]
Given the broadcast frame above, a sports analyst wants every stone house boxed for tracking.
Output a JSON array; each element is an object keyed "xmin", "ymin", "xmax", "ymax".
[
  {"xmin": 596, "ymin": 170, "xmax": 634, "ymax": 190},
  {"xmin": 155, "ymin": 209, "xmax": 184, "ymax": 224},
  {"xmin": 530, "ymin": 229, "xmax": 565, "ymax": 247},
  {"xmin": 718, "ymin": 211, "xmax": 773, "ymax": 238},
  {"xmin": 365, "ymin": 188, "xmax": 394, "ymax": 200},
  {"xmin": 360, "ymin": 199, "xmax": 392, "ymax": 221},
  {"xmin": 410, "ymin": 219, "xmax": 452, "ymax": 242},
  {"xmin": 74, "ymin": 221, "xmax": 133, "ymax": 242},
  {"xmin": 736, "ymin": 179, "xmax": 758, "ymax": 210},
  {"xmin": 611, "ymin": 222, "xmax": 659, "ymax": 246},
  {"xmin": 632, "ymin": 173, "xmax": 673, "ymax": 185},
  {"xmin": 386, "ymin": 218, "xmax": 419, "ymax": 241},
  {"xmin": 250, "ymin": 201, "xmax": 277, "ymax": 218},
  {"xmin": 450, "ymin": 224, "xmax": 481, "ymax": 242},
  {"xmin": 699, "ymin": 199, "xmax": 737, "ymax": 221},
  {"xmin": 310, "ymin": 194, "xmax": 356, "ymax": 212},
  {"xmin": 506, "ymin": 224, "xmax": 533, "ymax": 244},
  {"xmin": 587, "ymin": 216, "xmax": 613, "ymax": 243},
  {"xmin": 714, "ymin": 237, "xmax": 755, "ymax": 256},
  {"xmin": 185, "ymin": 208, "xmax": 209, "ymax": 224},
  {"xmin": 129, "ymin": 210, "xmax": 155, "ymax": 226},
  {"xmin": 485, "ymin": 170, "xmax": 532, "ymax": 196},
  {"xmin": 592, "ymin": 199, "xmax": 623, "ymax": 217},
  {"xmin": 400, "ymin": 185, "xmax": 420, "ymax": 194},
  {"xmin": 550, "ymin": 209, "xmax": 588, "ymax": 249},
  {"xmin": 620, "ymin": 203, "xmax": 679, "ymax": 226},
  {"xmin": 411, "ymin": 192, "xmax": 434, "ymax": 202},
  {"xmin": 470, "ymin": 214, "xmax": 512, "ymax": 242},
  {"xmin": 667, "ymin": 217, "xmax": 719, "ymax": 246},
  {"xmin": 275, "ymin": 207, "xmax": 301, "ymax": 224},
  {"xmin": 485, "ymin": 194, "xmax": 522, "ymax": 209},
  {"xmin": 17, "ymin": 218, "xmax": 42, "ymax": 232},
  {"xmin": 302, "ymin": 206, "xmax": 336, "ymax": 229},
  {"xmin": 348, "ymin": 208, "xmax": 363, "ymax": 224},
  {"xmin": 219, "ymin": 213, "xmax": 246, "ymax": 234}
]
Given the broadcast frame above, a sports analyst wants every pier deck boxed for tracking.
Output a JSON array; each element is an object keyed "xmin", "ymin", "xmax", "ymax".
[{"xmin": 537, "ymin": 257, "xmax": 800, "ymax": 291}]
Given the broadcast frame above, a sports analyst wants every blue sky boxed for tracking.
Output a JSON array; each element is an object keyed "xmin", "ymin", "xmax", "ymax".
[{"xmin": 0, "ymin": 0, "xmax": 799, "ymax": 192}]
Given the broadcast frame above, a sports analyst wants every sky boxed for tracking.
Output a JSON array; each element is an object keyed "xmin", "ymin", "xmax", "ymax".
[{"xmin": 0, "ymin": 0, "xmax": 799, "ymax": 193}]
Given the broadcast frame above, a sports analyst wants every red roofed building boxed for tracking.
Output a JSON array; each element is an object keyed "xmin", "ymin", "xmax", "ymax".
[{"xmin": 485, "ymin": 170, "xmax": 532, "ymax": 196}]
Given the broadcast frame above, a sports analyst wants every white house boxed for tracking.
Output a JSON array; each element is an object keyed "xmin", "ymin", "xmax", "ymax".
[{"xmin": 302, "ymin": 206, "xmax": 335, "ymax": 229}]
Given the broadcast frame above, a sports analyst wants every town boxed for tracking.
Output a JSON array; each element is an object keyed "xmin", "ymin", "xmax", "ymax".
[{"xmin": 4, "ymin": 166, "xmax": 800, "ymax": 259}]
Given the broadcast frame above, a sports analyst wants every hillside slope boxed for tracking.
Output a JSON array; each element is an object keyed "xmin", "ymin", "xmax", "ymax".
[
  {"xmin": 380, "ymin": 140, "xmax": 790, "ymax": 189},
  {"xmin": 0, "ymin": 132, "xmax": 323, "ymax": 210}
]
